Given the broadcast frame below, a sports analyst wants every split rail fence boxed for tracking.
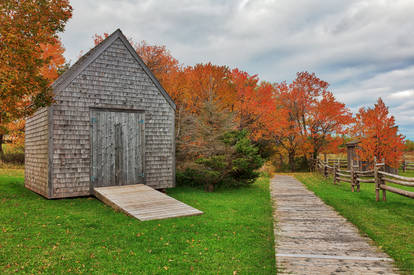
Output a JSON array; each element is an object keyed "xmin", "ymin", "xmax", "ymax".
[
  {"xmin": 402, "ymin": 160, "xmax": 414, "ymax": 172},
  {"xmin": 327, "ymin": 158, "xmax": 348, "ymax": 169},
  {"xmin": 315, "ymin": 159, "xmax": 414, "ymax": 201}
]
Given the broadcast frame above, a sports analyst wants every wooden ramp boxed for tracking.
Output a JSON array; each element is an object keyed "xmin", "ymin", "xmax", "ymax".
[{"xmin": 94, "ymin": 184, "xmax": 203, "ymax": 221}]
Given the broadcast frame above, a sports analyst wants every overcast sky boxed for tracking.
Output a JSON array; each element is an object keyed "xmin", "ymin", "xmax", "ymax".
[{"xmin": 60, "ymin": 0, "xmax": 414, "ymax": 139}]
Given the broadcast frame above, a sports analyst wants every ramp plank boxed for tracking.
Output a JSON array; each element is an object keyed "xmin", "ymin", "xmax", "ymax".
[{"xmin": 94, "ymin": 184, "xmax": 203, "ymax": 221}]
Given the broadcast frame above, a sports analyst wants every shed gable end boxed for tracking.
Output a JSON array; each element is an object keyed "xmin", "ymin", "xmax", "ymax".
[
  {"xmin": 52, "ymin": 29, "xmax": 175, "ymax": 110},
  {"xmin": 50, "ymin": 36, "xmax": 175, "ymax": 198}
]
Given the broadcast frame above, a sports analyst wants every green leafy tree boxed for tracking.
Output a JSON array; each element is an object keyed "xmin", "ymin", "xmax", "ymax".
[
  {"xmin": 195, "ymin": 130, "xmax": 264, "ymax": 191},
  {"xmin": 176, "ymin": 96, "xmax": 263, "ymax": 191}
]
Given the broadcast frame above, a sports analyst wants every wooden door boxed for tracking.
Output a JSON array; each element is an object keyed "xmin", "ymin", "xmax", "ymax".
[{"xmin": 90, "ymin": 109, "xmax": 144, "ymax": 188}]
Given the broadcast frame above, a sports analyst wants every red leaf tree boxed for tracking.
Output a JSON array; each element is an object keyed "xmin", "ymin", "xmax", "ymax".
[
  {"xmin": 229, "ymin": 69, "xmax": 278, "ymax": 139},
  {"xmin": 354, "ymin": 98, "xmax": 405, "ymax": 168},
  {"xmin": 274, "ymin": 72, "xmax": 352, "ymax": 170},
  {"xmin": 307, "ymin": 90, "xmax": 353, "ymax": 159}
]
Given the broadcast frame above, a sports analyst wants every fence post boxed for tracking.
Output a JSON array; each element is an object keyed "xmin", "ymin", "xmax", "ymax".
[
  {"xmin": 374, "ymin": 157, "xmax": 380, "ymax": 202},
  {"xmin": 316, "ymin": 159, "xmax": 319, "ymax": 173},
  {"xmin": 333, "ymin": 163, "xmax": 337, "ymax": 185},
  {"xmin": 351, "ymin": 164, "xmax": 355, "ymax": 192},
  {"xmin": 382, "ymin": 158, "xmax": 386, "ymax": 202},
  {"xmin": 354, "ymin": 164, "xmax": 360, "ymax": 192},
  {"xmin": 324, "ymin": 161, "xmax": 328, "ymax": 178},
  {"xmin": 403, "ymin": 158, "xmax": 406, "ymax": 173}
]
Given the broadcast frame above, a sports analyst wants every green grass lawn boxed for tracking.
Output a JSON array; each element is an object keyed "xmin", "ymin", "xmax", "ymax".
[
  {"xmin": 400, "ymin": 169, "xmax": 414, "ymax": 177},
  {"xmin": 295, "ymin": 172, "xmax": 414, "ymax": 274},
  {"xmin": 0, "ymin": 169, "xmax": 276, "ymax": 274}
]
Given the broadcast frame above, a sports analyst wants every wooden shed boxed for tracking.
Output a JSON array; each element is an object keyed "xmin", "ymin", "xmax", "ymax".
[
  {"xmin": 346, "ymin": 140, "xmax": 397, "ymax": 174},
  {"xmin": 25, "ymin": 29, "xmax": 176, "ymax": 199},
  {"xmin": 346, "ymin": 139, "xmax": 361, "ymax": 170}
]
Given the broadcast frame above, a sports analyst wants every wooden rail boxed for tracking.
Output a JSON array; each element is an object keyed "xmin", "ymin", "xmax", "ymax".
[
  {"xmin": 327, "ymin": 159, "xmax": 348, "ymax": 168},
  {"xmin": 402, "ymin": 160, "xmax": 414, "ymax": 172},
  {"xmin": 314, "ymin": 158, "xmax": 414, "ymax": 201},
  {"xmin": 377, "ymin": 169, "xmax": 414, "ymax": 200}
]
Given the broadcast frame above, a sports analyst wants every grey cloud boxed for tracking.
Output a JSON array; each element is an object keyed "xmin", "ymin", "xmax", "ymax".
[{"xmin": 60, "ymin": 0, "xmax": 414, "ymax": 138}]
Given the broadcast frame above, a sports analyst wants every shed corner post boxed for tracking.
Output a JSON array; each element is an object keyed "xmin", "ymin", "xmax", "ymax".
[{"xmin": 47, "ymin": 105, "xmax": 54, "ymax": 199}]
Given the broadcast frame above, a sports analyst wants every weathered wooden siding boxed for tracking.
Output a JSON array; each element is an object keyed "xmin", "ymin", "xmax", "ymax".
[
  {"xmin": 50, "ymin": 38, "xmax": 175, "ymax": 198},
  {"xmin": 25, "ymin": 107, "xmax": 49, "ymax": 197}
]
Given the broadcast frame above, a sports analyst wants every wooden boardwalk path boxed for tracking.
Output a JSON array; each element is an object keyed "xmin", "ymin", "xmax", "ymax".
[
  {"xmin": 94, "ymin": 184, "xmax": 203, "ymax": 221},
  {"xmin": 271, "ymin": 175, "xmax": 399, "ymax": 274}
]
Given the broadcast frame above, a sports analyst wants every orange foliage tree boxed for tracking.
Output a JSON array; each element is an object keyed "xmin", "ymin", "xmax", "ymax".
[
  {"xmin": 274, "ymin": 72, "xmax": 326, "ymax": 170},
  {"xmin": 270, "ymin": 107, "xmax": 302, "ymax": 171},
  {"xmin": 39, "ymin": 37, "xmax": 66, "ymax": 81},
  {"xmin": 319, "ymin": 135, "xmax": 347, "ymax": 155},
  {"xmin": 229, "ymin": 70, "xmax": 278, "ymax": 139},
  {"xmin": 179, "ymin": 63, "xmax": 231, "ymax": 113},
  {"xmin": 0, "ymin": 0, "xmax": 72, "ymax": 154},
  {"xmin": 307, "ymin": 90, "xmax": 353, "ymax": 159},
  {"xmin": 5, "ymin": 39, "xmax": 67, "ymax": 149},
  {"xmin": 353, "ymin": 98, "xmax": 405, "ymax": 168},
  {"xmin": 133, "ymin": 40, "xmax": 180, "ymax": 86},
  {"xmin": 274, "ymin": 72, "xmax": 352, "ymax": 170},
  {"xmin": 4, "ymin": 120, "xmax": 25, "ymax": 147}
]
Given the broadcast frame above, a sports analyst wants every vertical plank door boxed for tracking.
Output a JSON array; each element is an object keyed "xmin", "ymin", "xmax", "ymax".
[{"xmin": 91, "ymin": 109, "xmax": 144, "ymax": 188}]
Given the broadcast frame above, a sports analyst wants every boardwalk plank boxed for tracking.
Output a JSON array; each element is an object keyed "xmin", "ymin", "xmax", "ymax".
[{"xmin": 271, "ymin": 175, "xmax": 399, "ymax": 274}]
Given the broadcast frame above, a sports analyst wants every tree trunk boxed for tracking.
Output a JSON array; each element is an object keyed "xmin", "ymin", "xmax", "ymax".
[
  {"xmin": 288, "ymin": 151, "xmax": 295, "ymax": 172},
  {"xmin": 0, "ymin": 134, "xmax": 3, "ymax": 158},
  {"xmin": 0, "ymin": 111, "xmax": 3, "ymax": 158},
  {"xmin": 303, "ymin": 153, "xmax": 308, "ymax": 166},
  {"xmin": 205, "ymin": 183, "xmax": 215, "ymax": 192},
  {"xmin": 313, "ymin": 151, "xmax": 318, "ymax": 162}
]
